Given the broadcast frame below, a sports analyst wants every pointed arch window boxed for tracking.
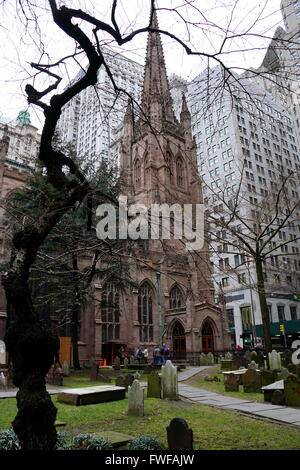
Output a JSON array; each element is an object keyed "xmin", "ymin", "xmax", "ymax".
[
  {"xmin": 101, "ymin": 280, "xmax": 120, "ymax": 341},
  {"xmin": 176, "ymin": 156, "xmax": 184, "ymax": 187},
  {"xmin": 166, "ymin": 151, "xmax": 173, "ymax": 183},
  {"xmin": 138, "ymin": 281, "xmax": 154, "ymax": 343},
  {"xmin": 135, "ymin": 159, "xmax": 141, "ymax": 188},
  {"xmin": 169, "ymin": 285, "xmax": 185, "ymax": 309}
]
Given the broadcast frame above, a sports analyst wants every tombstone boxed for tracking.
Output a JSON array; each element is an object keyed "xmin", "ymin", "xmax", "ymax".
[
  {"xmin": 62, "ymin": 361, "xmax": 70, "ymax": 377},
  {"xmin": 0, "ymin": 372, "xmax": 7, "ymax": 390},
  {"xmin": 161, "ymin": 360, "xmax": 178, "ymax": 400},
  {"xmin": 0, "ymin": 340, "xmax": 6, "ymax": 365},
  {"xmin": 250, "ymin": 351, "xmax": 258, "ymax": 361},
  {"xmin": 130, "ymin": 355, "xmax": 136, "ymax": 365},
  {"xmin": 281, "ymin": 350, "xmax": 292, "ymax": 368},
  {"xmin": 225, "ymin": 352, "xmax": 232, "ymax": 360},
  {"xmin": 220, "ymin": 360, "xmax": 233, "ymax": 371},
  {"xmin": 134, "ymin": 371, "xmax": 141, "ymax": 380},
  {"xmin": 261, "ymin": 369, "xmax": 277, "ymax": 387},
  {"xmin": 98, "ymin": 374, "xmax": 111, "ymax": 383},
  {"xmin": 268, "ymin": 350, "xmax": 281, "ymax": 371},
  {"xmin": 195, "ymin": 356, "xmax": 201, "ymax": 366},
  {"xmin": 166, "ymin": 418, "xmax": 193, "ymax": 450},
  {"xmin": 144, "ymin": 364, "xmax": 155, "ymax": 374},
  {"xmin": 128, "ymin": 379, "xmax": 144, "ymax": 416},
  {"xmin": 147, "ymin": 371, "xmax": 161, "ymax": 398},
  {"xmin": 115, "ymin": 375, "xmax": 127, "ymax": 389},
  {"xmin": 114, "ymin": 356, "xmax": 121, "ymax": 370},
  {"xmin": 199, "ymin": 353, "xmax": 207, "ymax": 366},
  {"xmin": 124, "ymin": 357, "xmax": 129, "ymax": 369},
  {"xmin": 207, "ymin": 352, "xmax": 214, "ymax": 365},
  {"xmin": 225, "ymin": 373, "xmax": 239, "ymax": 392},
  {"xmin": 284, "ymin": 374, "xmax": 300, "ymax": 406},
  {"xmin": 243, "ymin": 369, "xmax": 261, "ymax": 393},
  {"xmin": 232, "ymin": 356, "xmax": 249, "ymax": 370},
  {"xmin": 271, "ymin": 389, "xmax": 285, "ymax": 406},
  {"xmin": 245, "ymin": 351, "xmax": 252, "ymax": 361},
  {"xmin": 277, "ymin": 367, "xmax": 290, "ymax": 380},
  {"xmin": 90, "ymin": 362, "xmax": 98, "ymax": 381},
  {"xmin": 248, "ymin": 360, "xmax": 258, "ymax": 370}
]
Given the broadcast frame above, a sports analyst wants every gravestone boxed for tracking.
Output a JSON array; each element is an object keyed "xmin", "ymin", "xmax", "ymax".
[
  {"xmin": 128, "ymin": 380, "xmax": 144, "ymax": 416},
  {"xmin": 245, "ymin": 351, "xmax": 252, "ymax": 361},
  {"xmin": 166, "ymin": 418, "xmax": 193, "ymax": 450},
  {"xmin": 225, "ymin": 352, "xmax": 232, "ymax": 360},
  {"xmin": 271, "ymin": 389, "xmax": 285, "ymax": 406},
  {"xmin": 134, "ymin": 371, "xmax": 141, "ymax": 380},
  {"xmin": 0, "ymin": 372, "xmax": 7, "ymax": 390},
  {"xmin": 248, "ymin": 360, "xmax": 258, "ymax": 370},
  {"xmin": 195, "ymin": 356, "xmax": 201, "ymax": 366},
  {"xmin": 232, "ymin": 356, "xmax": 249, "ymax": 370},
  {"xmin": 130, "ymin": 355, "xmax": 136, "ymax": 365},
  {"xmin": 62, "ymin": 361, "xmax": 70, "ymax": 377},
  {"xmin": 261, "ymin": 369, "xmax": 277, "ymax": 387},
  {"xmin": 243, "ymin": 368, "xmax": 261, "ymax": 392},
  {"xmin": 98, "ymin": 374, "xmax": 111, "ymax": 383},
  {"xmin": 199, "ymin": 353, "xmax": 207, "ymax": 366},
  {"xmin": 277, "ymin": 367, "xmax": 289, "ymax": 380},
  {"xmin": 161, "ymin": 360, "xmax": 178, "ymax": 400},
  {"xmin": 284, "ymin": 374, "xmax": 300, "ymax": 406},
  {"xmin": 281, "ymin": 350, "xmax": 292, "ymax": 368},
  {"xmin": 207, "ymin": 352, "xmax": 214, "ymax": 365},
  {"xmin": 147, "ymin": 371, "xmax": 161, "ymax": 398},
  {"xmin": 114, "ymin": 357, "xmax": 121, "ymax": 370},
  {"xmin": 124, "ymin": 357, "xmax": 129, "ymax": 369},
  {"xmin": 90, "ymin": 362, "xmax": 98, "ymax": 381},
  {"xmin": 0, "ymin": 340, "xmax": 6, "ymax": 365},
  {"xmin": 220, "ymin": 360, "xmax": 233, "ymax": 371},
  {"xmin": 268, "ymin": 350, "xmax": 281, "ymax": 371},
  {"xmin": 225, "ymin": 373, "xmax": 239, "ymax": 392}
]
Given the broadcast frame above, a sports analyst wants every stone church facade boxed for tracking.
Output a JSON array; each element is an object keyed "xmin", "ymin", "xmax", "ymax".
[{"xmin": 80, "ymin": 13, "xmax": 231, "ymax": 364}]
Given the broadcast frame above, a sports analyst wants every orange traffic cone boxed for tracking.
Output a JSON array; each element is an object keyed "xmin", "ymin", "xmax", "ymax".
[{"xmin": 103, "ymin": 358, "xmax": 107, "ymax": 367}]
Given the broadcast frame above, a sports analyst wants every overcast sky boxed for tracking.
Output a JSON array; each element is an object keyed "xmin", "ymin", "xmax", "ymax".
[{"xmin": 0, "ymin": 0, "xmax": 284, "ymax": 130}]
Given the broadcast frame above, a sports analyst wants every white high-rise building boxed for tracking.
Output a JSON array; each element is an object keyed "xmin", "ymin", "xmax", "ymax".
[
  {"xmin": 185, "ymin": 66, "xmax": 300, "ymax": 349},
  {"xmin": 57, "ymin": 48, "xmax": 144, "ymax": 161}
]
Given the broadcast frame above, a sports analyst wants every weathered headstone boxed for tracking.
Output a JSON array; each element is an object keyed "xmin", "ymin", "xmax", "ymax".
[
  {"xmin": 115, "ymin": 375, "xmax": 134, "ymax": 390},
  {"xmin": 232, "ymin": 356, "xmax": 249, "ymax": 370},
  {"xmin": 166, "ymin": 418, "xmax": 193, "ymax": 450},
  {"xmin": 128, "ymin": 379, "xmax": 144, "ymax": 416},
  {"xmin": 98, "ymin": 374, "xmax": 111, "ymax": 383},
  {"xmin": 0, "ymin": 372, "xmax": 7, "ymax": 390},
  {"xmin": 250, "ymin": 351, "xmax": 258, "ymax": 362},
  {"xmin": 261, "ymin": 369, "xmax": 277, "ymax": 387},
  {"xmin": 245, "ymin": 351, "xmax": 252, "ymax": 361},
  {"xmin": 134, "ymin": 371, "xmax": 141, "ymax": 380},
  {"xmin": 277, "ymin": 367, "xmax": 290, "ymax": 380},
  {"xmin": 271, "ymin": 389, "xmax": 285, "ymax": 406},
  {"xmin": 248, "ymin": 360, "xmax": 258, "ymax": 370},
  {"xmin": 207, "ymin": 352, "xmax": 214, "ymax": 365},
  {"xmin": 147, "ymin": 371, "xmax": 161, "ymax": 398},
  {"xmin": 284, "ymin": 374, "xmax": 300, "ymax": 406},
  {"xmin": 199, "ymin": 353, "xmax": 207, "ymax": 366},
  {"xmin": 220, "ymin": 360, "xmax": 233, "ymax": 371},
  {"xmin": 62, "ymin": 361, "xmax": 70, "ymax": 377},
  {"xmin": 114, "ymin": 356, "xmax": 121, "ymax": 370},
  {"xmin": 90, "ymin": 362, "xmax": 98, "ymax": 381},
  {"xmin": 225, "ymin": 352, "xmax": 232, "ymax": 360},
  {"xmin": 268, "ymin": 350, "xmax": 281, "ymax": 371},
  {"xmin": 243, "ymin": 369, "xmax": 261, "ymax": 392},
  {"xmin": 0, "ymin": 340, "xmax": 6, "ymax": 365},
  {"xmin": 124, "ymin": 357, "xmax": 129, "ymax": 369},
  {"xmin": 161, "ymin": 360, "xmax": 178, "ymax": 400},
  {"xmin": 225, "ymin": 373, "xmax": 239, "ymax": 392}
]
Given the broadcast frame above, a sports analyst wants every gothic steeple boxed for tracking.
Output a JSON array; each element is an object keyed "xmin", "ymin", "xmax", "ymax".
[{"xmin": 140, "ymin": 9, "xmax": 176, "ymax": 124}]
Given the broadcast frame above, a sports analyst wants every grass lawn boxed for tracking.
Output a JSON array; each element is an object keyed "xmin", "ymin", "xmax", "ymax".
[{"xmin": 1, "ymin": 394, "xmax": 300, "ymax": 450}]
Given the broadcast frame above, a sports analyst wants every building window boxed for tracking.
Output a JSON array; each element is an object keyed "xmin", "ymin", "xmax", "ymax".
[
  {"xmin": 222, "ymin": 277, "xmax": 229, "ymax": 287},
  {"xmin": 138, "ymin": 282, "xmax": 154, "ymax": 343},
  {"xmin": 176, "ymin": 156, "xmax": 184, "ymax": 187},
  {"xmin": 101, "ymin": 280, "xmax": 120, "ymax": 341},
  {"xmin": 169, "ymin": 285, "xmax": 185, "ymax": 309},
  {"xmin": 240, "ymin": 306, "xmax": 252, "ymax": 332},
  {"xmin": 226, "ymin": 308, "xmax": 235, "ymax": 330},
  {"xmin": 290, "ymin": 305, "xmax": 297, "ymax": 321},
  {"xmin": 277, "ymin": 305, "xmax": 285, "ymax": 322}
]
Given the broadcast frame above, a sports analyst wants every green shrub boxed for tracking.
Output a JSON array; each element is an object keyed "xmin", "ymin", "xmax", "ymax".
[
  {"xmin": 128, "ymin": 436, "xmax": 164, "ymax": 450},
  {"xmin": 72, "ymin": 433, "xmax": 113, "ymax": 450},
  {"xmin": 0, "ymin": 429, "xmax": 20, "ymax": 450},
  {"xmin": 55, "ymin": 431, "xmax": 72, "ymax": 450}
]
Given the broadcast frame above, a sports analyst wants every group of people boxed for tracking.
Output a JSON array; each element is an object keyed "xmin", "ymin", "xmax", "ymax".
[
  {"xmin": 135, "ymin": 347, "xmax": 149, "ymax": 364},
  {"xmin": 134, "ymin": 344, "xmax": 170, "ymax": 365}
]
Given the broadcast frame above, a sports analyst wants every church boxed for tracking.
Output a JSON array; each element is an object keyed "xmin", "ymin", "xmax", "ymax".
[{"xmin": 79, "ymin": 12, "xmax": 231, "ymax": 364}]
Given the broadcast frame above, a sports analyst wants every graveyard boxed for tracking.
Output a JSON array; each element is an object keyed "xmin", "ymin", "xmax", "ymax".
[{"xmin": 1, "ymin": 353, "xmax": 300, "ymax": 450}]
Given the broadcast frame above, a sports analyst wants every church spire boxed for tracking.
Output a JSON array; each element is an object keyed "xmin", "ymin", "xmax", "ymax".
[{"xmin": 140, "ymin": 8, "xmax": 176, "ymax": 123}]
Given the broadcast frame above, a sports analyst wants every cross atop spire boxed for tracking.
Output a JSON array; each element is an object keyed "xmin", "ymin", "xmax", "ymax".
[{"xmin": 140, "ymin": 8, "xmax": 176, "ymax": 123}]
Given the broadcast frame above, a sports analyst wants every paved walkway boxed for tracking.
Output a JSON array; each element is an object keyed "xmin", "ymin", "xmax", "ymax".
[{"xmin": 1, "ymin": 366, "xmax": 300, "ymax": 428}]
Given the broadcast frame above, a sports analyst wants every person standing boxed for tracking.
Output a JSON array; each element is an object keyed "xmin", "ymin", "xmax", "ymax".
[
  {"xmin": 153, "ymin": 345, "xmax": 161, "ymax": 365},
  {"xmin": 143, "ymin": 347, "xmax": 148, "ymax": 364}
]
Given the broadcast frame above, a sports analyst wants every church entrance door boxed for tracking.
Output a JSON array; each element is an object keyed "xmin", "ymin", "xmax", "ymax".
[
  {"xmin": 172, "ymin": 322, "xmax": 186, "ymax": 360},
  {"xmin": 202, "ymin": 322, "xmax": 214, "ymax": 352}
]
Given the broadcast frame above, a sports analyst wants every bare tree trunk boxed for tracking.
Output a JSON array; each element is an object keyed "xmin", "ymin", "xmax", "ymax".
[
  {"xmin": 71, "ymin": 249, "xmax": 81, "ymax": 370},
  {"xmin": 3, "ymin": 270, "xmax": 59, "ymax": 450},
  {"xmin": 255, "ymin": 256, "xmax": 272, "ymax": 353}
]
